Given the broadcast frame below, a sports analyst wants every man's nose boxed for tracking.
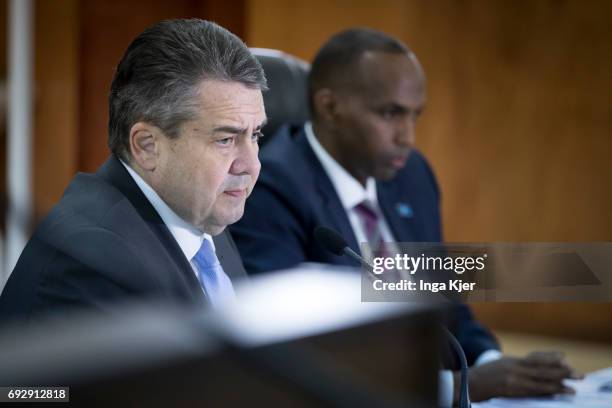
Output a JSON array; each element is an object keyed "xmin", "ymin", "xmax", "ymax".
[
  {"xmin": 230, "ymin": 138, "xmax": 261, "ymax": 175},
  {"xmin": 395, "ymin": 116, "xmax": 416, "ymax": 148}
]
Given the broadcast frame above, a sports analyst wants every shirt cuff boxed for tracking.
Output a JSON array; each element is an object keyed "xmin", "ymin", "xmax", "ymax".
[
  {"xmin": 439, "ymin": 350, "xmax": 502, "ymax": 407},
  {"xmin": 475, "ymin": 349, "xmax": 503, "ymax": 366},
  {"xmin": 439, "ymin": 369, "xmax": 454, "ymax": 408}
]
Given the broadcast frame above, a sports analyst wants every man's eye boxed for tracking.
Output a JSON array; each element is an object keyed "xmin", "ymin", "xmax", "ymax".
[
  {"xmin": 252, "ymin": 131, "xmax": 264, "ymax": 142},
  {"xmin": 216, "ymin": 137, "xmax": 234, "ymax": 146},
  {"xmin": 380, "ymin": 109, "xmax": 398, "ymax": 119}
]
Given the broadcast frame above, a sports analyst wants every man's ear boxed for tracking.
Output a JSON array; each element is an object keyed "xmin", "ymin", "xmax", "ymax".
[
  {"xmin": 312, "ymin": 88, "xmax": 339, "ymax": 123},
  {"xmin": 129, "ymin": 122, "xmax": 161, "ymax": 171}
]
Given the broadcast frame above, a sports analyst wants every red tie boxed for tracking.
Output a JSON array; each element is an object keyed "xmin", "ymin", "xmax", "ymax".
[{"xmin": 354, "ymin": 201, "xmax": 389, "ymax": 258}]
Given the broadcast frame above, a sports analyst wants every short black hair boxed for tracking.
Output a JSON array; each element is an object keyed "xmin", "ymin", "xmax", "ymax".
[
  {"xmin": 108, "ymin": 19, "xmax": 267, "ymax": 162},
  {"xmin": 308, "ymin": 28, "xmax": 411, "ymax": 113}
]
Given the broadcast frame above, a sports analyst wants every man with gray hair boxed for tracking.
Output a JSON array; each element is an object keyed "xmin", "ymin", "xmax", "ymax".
[{"xmin": 0, "ymin": 19, "xmax": 267, "ymax": 321}]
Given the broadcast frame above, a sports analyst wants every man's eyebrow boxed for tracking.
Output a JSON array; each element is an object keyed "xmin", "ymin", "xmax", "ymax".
[
  {"xmin": 213, "ymin": 125, "xmax": 248, "ymax": 135},
  {"xmin": 212, "ymin": 118, "xmax": 268, "ymax": 134},
  {"xmin": 257, "ymin": 118, "xmax": 268, "ymax": 130},
  {"xmin": 381, "ymin": 103, "xmax": 425, "ymax": 114},
  {"xmin": 386, "ymin": 103, "xmax": 408, "ymax": 111}
]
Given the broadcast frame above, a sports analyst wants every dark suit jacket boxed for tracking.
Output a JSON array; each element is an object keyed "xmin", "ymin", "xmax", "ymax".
[
  {"xmin": 230, "ymin": 125, "xmax": 499, "ymax": 365},
  {"xmin": 0, "ymin": 156, "xmax": 246, "ymax": 324}
]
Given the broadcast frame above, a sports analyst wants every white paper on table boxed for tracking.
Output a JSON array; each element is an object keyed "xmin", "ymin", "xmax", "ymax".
[{"xmin": 472, "ymin": 366, "xmax": 612, "ymax": 408}]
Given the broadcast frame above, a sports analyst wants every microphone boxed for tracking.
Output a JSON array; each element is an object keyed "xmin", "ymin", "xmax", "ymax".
[
  {"xmin": 314, "ymin": 225, "xmax": 471, "ymax": 408},
  {"xmin": 313, "ymin": 226, "xmax": 374, "ymax": 272},
  {"xmin": 441, "ymin": 327, "xmax": 471, "ymax": 408}
]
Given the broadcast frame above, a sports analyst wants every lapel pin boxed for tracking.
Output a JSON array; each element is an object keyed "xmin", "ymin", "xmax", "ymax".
[{"xmin": 395, "ymin": 203, "xmax": 413, "ymax": 218}]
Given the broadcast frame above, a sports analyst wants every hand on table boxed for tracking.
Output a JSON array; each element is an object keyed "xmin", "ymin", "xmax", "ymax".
[{"xmin": 454, "ymin": 351, "xmax": 583, "ymax": 403}]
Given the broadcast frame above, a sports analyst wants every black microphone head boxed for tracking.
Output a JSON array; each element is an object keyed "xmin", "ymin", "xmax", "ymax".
[{"xmin": 314, "ymin": 226, "xmax": 347, "ymax": 256}]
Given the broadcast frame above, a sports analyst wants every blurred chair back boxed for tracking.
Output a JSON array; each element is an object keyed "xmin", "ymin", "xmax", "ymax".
[{"xmin": 250, "ymin": 48, "xmax": 310, "ymax": 145}]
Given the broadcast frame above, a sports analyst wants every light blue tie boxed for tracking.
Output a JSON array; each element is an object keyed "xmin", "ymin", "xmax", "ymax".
[{"xmin": 192, "ymin": 239, "xmax": 235, "ymax": 308}]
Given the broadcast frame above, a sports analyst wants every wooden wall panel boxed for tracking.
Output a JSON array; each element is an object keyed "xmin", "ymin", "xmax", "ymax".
[
  {"xmin": 33, "ymin": 0, "xmax": 80, "ymax": 221},
  {"xmin": 246, "ymin": 0, "xmax": 411, "ymax": 60},
  {"xmin": 246, "ymin": 0, "xmax": 612, "ymax": 342},
  {"xmin": 0, "ymin": 0, "xmax": 7, "ymax": 231},
  {"xmin": 0, "ymin": 0, "xmax": 5, "ymax": 78},
  {"xmin": 399, "ymin": 0, "xmax": 612, "ymax": 243}
]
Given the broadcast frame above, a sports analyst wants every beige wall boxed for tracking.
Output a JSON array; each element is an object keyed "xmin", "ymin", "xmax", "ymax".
[
  {"xmin": 246, "ymin": 0, "xmax": 612, "ymax": 342},
  {"xmin": 33, "ymin": 0, "xmax": 80, "ymax": 220}
]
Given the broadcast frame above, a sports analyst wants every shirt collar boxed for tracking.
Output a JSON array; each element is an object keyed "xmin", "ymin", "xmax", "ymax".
[
  {"xmin": 304, "ymin": 121, "xmax": 378, "ymax": 210},
  {"xmin": 120, "ymin": 160, "xmax": 214, "ymax": 260}
]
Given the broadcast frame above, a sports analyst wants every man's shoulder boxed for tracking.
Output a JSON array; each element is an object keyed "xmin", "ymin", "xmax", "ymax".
[
  {"xmin": 38, "ymin": 170, "xmax": 131, "ymax": 237},
  {"xmin": 0, "ymin": 168, "xmax": 155, "ymax": 323}
]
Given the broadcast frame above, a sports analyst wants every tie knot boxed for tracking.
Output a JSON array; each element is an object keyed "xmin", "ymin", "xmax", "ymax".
[
  {"xmin": 354, "ymin": 201, "xmax": 379, "ymax": 223},
  {"xmin": 192, "ymin": 239, "xmax": 219, "ymax": 269}
]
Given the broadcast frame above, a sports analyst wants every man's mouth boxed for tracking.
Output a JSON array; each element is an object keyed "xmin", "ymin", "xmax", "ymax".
[
  {"xmin": 223, "ymin": 188, "xmax": 247, "ymax": 198},
  {"xmin": 389, "ymin": 155, "xmax": 408, "ymax": 169}
]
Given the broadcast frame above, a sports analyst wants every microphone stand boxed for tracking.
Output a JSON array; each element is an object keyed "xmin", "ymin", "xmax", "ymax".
[{"xmin": 315, "ymin": 226, "xmax": 471, "ymax": 408}]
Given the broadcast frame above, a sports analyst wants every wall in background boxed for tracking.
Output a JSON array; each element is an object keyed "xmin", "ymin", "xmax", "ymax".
[
  {"xmin": 33, "ymin": 0, "xmax": 79, "ymax": 222},
  {"xmin": 0, "ymin": 0, "xmax": 7, "ymax": 232},
  {"xmin": 246, "ymin": 0, "xmax": 612, "ymax": 343}
]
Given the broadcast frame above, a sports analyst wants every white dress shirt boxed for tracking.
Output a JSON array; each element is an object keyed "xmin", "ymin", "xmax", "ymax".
[
  {"xmin": 303, "ymin": 122, "xmax": 502, "ymax": 407},
  {"xmin": 304, "ymin": 122, "xmax": 397, "ymax": 260},
  {"xmin": 121, "ymin": 161, "xmax": 214, "ymax": 280}
]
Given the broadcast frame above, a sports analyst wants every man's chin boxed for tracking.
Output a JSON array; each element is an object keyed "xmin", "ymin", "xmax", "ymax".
[
  {"xmin": 375, "ymin": 167, "xmax": 399, "ymax": 182},
  {"xmin": 201, "ymin": 207, "xmax": 245, "ymax": 236},
  {"xmin": 221, "ymin": 207, "xmax": 246, "ymax": 227},
  {"xmin": 205, "ymin": 225, "xmax": 226, "ymax": 236}
]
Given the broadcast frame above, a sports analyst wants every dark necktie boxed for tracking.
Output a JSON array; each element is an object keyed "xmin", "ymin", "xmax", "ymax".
[{"xmin": 354, "ymin": 200, "xmax": 389, "ymax": 258}]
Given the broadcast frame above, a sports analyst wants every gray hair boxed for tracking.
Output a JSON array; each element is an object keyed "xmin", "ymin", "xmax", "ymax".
[{"xmin": 108, "ymin": 19, "xmax": 267, "ymax": 161}]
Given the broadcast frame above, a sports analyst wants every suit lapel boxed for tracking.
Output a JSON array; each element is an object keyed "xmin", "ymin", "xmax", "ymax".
[
  {"xmin": 295, "ymin": 130, "xmax": 360, "ymax": 255},
  {"xmin": 96, "ymin": 156, "xmax": 205, "ymax": 303},
  {"xmin": 377, "ymin": 181, "xmax": 418, "ymax": 242},
  {"xmin": 213, "ymin": 231, "xmax": 248, "ymax": 281}
]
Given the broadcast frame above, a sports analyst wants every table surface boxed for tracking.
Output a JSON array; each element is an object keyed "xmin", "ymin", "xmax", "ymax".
[{"xmin": 495, "ymin": 330, "xmax": 612, "ymax": 373}]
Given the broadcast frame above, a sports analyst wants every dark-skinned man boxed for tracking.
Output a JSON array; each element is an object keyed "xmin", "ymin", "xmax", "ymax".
[{"xmin": 230, "ymin": 28, "xmax": 579, "ymax": 405}]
